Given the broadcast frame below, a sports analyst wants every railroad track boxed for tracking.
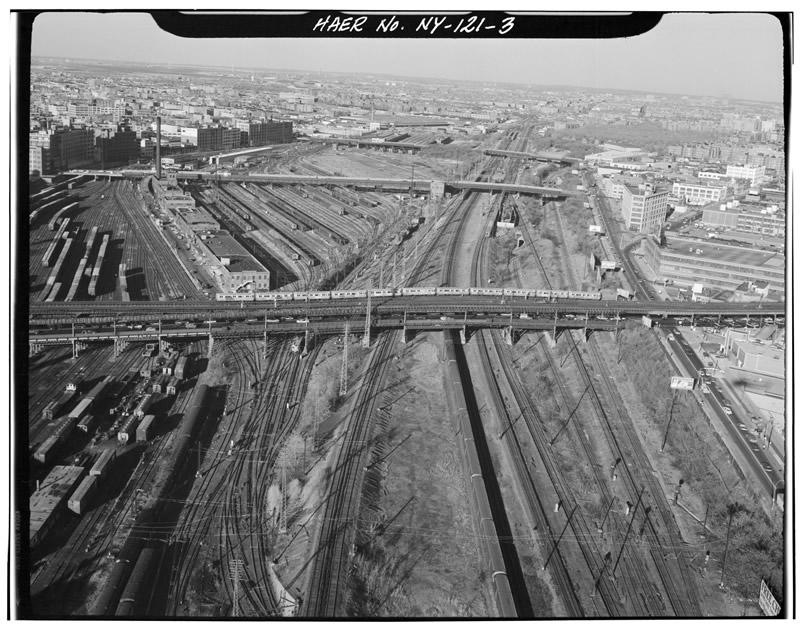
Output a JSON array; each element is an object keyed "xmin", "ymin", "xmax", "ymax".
[
  {"xmin": 470, "ymin": 198, "xmax": 587, "ymax": 617},
  {"xmin": 519, "ymin": 196, "xmax": 701, "ymax": 615},
  {"xmin": 301, "ymin": 330, "xmax": 394, "ymax": 617}
]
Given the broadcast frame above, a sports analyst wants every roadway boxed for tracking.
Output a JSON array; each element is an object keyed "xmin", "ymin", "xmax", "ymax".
[{"xmin": 659, "ymin": 325, "xmax": 781, "ymax": 498}]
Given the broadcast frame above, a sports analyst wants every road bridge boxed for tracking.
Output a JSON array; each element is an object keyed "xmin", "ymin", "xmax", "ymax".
[
  {"xmin": 449, "ymin": 180, "xmax": 582, "ymax": 197},
  {"xmin": 65, "ymin": 169, "xmax": 584, "ymax": 197},
  {"xmin": 482, "ymin": 149, "xmax": 583, "ymax": 166}
]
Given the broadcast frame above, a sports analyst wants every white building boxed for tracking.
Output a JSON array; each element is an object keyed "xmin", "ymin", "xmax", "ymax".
[
  {"xmin": 621, "ymin": 183, "xmax": 669, "ymax": 233},
  {"xmin": 725, "ymin": 164, "xmax": 766, "ymax": 187},
  {"xmin": 672, "ymin": 181, "xmax": 728, "ymax": 206}
]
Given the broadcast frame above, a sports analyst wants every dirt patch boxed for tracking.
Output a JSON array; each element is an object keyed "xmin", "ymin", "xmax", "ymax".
[{"xmin": 347, "ymin": 334, "xmax": 494, "ymax": 617}]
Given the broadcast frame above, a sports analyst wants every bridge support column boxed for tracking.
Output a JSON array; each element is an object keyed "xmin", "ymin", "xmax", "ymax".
[
  {"xmin": 113, "ymin": 337, "xmax": 129, "ymax": 359},
  {"xmin": 72, "ymin": 340, "xmax": 85, "ymax": 359},
  {"xmin": 545, "ymin": 329, "xmax": 559, "ymax": 348},
  {"xmin": 304, "ymin": 327, "xmax": 311, "ymax": 355},
  {"xmin": 459, "ymin": 327, "xmax": 468, "ymax": 345},
  {"xmin": 207, "ymin": 333, "xmax": 214, "ymax": 357}
]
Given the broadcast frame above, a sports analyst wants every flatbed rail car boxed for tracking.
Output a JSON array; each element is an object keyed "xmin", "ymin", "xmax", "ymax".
[{"xmin": 216, "ymin": 286, "xmax": 602, "ymax": 303}]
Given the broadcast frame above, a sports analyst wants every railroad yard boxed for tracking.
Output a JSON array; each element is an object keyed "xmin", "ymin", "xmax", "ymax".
[{"xmin": 23, "ymin": 125, "xmax": 782, "ymax": 618}]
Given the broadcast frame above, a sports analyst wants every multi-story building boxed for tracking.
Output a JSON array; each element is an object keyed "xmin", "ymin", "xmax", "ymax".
[
  {"xmin": 672, "ymin": 181, "xmax": 728, "ymax": 206},
  {"xmin": 29, "ymin": 127, "xmax": 95, "ymax": 174},
  {"xmin": 95, "ymin": 125, "xmax": 139, "ymax": 167},
  {"xmin": 640, "ymin": 236, "xmax": 784, "ymax": 299},
  {"xmin": 246, "ymin": 120, "xmax": 293, "ymax": 146},
  {"xmin": 196, "ymin": 126, "xmax": 244, "ymax": 152},
  {"xmin": 621, "ymin": 182, "xmax": 669, "ymax": 233},
  {"xmin": 702, "ymin": 204, "xmax": 785, "ymax": 238},
  {"xmin": 725, "ymin": 164, "xmax": 766, "ymax": 187}
]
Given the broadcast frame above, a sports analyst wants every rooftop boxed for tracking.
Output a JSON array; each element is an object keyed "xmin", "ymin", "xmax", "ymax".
[
  {"xmin": 663, "ymin": 238, "xmax": 786, "ymax": 270},
  {"xmin": 203, "ymin": 230, "xmax": 268, "ymax": 272},
  {"xmin": 30, "ymin": 465, "xmax": 86, "ymax": 537}
]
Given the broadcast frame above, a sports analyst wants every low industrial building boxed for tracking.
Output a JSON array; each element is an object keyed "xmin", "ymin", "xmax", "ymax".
[
  {"xmin": 198, "ymin": 230, "xmax": 271, "ymax": 292},
  {"xmin": 30, "ymin": 465, "xmax": 86, "ymax": 548},
  {"xmin": 640, "ymin": 236, "xmax": 785, "ymax": 300},
  {"xmin": 729, "ymin": 338, "xmax": 784, "ymax": 378},
  {"xmin": 671, "ymin": 180, "xmax": 729, "ymax": 206},
  {"xmin": 701, "ymin": 203, "xmax": 785, "ymax": 239}
]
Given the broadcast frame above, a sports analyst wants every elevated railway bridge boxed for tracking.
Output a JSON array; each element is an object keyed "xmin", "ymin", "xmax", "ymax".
[
  {"xmin": 63, "ymin": 170, "xmax": 583, "ymax": 198},
  {"xmin": 28, "ymin": 297, "xmax": 784, "ymax": 356}
]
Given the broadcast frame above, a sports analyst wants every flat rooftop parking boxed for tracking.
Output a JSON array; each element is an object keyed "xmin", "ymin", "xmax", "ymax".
[{"xmin": 666, "ymin": 238, "xmax": 785, "ymax": 268}]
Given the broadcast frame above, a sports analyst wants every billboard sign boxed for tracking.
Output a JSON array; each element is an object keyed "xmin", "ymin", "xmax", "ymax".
[
  {"xmin": 670, "ymin": 377, "xmax": 695, "ymax": 390},
  {"xmin": 601, "ymin": 260, "xmax": 617, "ymax": 270},
  {"xmin": 617, "ymin": 288, "xmax": 630, "ymax": 299},
  {"xmin": 759, "ymin": 580, "xmax": 780, "ymax": 617},
  {"xmin": 642, "ymin": 315, "xmax": 653, "ymax": 328},
  {"xmin": 589, "ymin": 224, "xmax": 604, "ymax": 234}
]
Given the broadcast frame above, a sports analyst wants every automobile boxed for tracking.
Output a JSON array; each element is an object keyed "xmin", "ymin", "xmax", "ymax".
[
  {"xmin": 738, "ymin": 423, "xmax": 748, "ymax": 430},
  {"xmin": 667, "ymin": 334, "xmax": 675, "ymax": 342},
  {"xmin": 761, "ymin": 462, "xmax": 773, "ymax": 473},
  {"xmin": 707, "ymin": 361, "xmax": 714, "ymax": 368},
  {"xmin": 723, "ymin": 407, "xmax": 732, "ymax": 415},
  {"xmin": 145, "ymin": 327, "xmax": 157, "ymax": 332}
]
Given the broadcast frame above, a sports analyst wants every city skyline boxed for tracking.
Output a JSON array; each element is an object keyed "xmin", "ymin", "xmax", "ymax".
[{"xmin": 27, "ymin": 11, "xmax": 785, "ymax": 103}]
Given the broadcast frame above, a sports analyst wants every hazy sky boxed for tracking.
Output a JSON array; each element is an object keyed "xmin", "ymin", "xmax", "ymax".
[{"xmin": 27, "ymin": 11, "xmax": 785, "ymax": 102}]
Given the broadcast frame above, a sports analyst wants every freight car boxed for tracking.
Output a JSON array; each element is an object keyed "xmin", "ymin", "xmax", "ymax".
[
  {"xmin": 90, "ymin": 448, "xmax": 115, "ymax": 478},
  {"xmin": 33, "ymin": 416, "xmax": 78, "ymax": 464},
  {"xmin": 136, "ymin": 415, "xmax": 156, "ymax": 442},
  {"xmin": 68, "ymin": 474, "xmax": 98, "ymax": 514}
]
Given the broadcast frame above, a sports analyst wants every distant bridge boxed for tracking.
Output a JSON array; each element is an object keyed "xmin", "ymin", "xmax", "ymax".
[
  {"xmin": 64, "ymin": 170, "xmax": 584, "ymax": 197},
  {"xmin": 483, "ymin": 149, "xmax": 583, "ymax": 165}
]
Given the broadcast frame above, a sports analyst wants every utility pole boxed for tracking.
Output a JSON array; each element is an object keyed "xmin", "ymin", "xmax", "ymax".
[
  {"xmin": 363, "ymin": 288, "xmax": 372, "ymax": 348},
  {"xmin": 280, "ymin": 449, "xmax": 288, "ymax": 534},
  {"xmin": 339, "ymin": 322, "xmax": 349, "ymax": 396},
  {"xmin": 613, "ymin": 485, "xmax": 645, "ymax": 576},
  {"xmin": 661, "ymin": 389, "xmax": 678, "ymax": 452}
]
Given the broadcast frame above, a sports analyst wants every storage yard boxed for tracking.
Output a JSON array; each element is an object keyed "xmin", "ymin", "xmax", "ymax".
[{"xmin": 24, "ymin": 122, "xmax": 784, "ymax": 619}]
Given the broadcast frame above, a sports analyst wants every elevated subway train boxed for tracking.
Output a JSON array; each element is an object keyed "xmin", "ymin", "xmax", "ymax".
[{"xmin": 216, "ymin": 287, "xmax": 602, "ymax": 303}]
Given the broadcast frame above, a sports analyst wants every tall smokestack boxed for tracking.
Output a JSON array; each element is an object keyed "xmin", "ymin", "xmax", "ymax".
[{"xmin": 156, "ymin": 116, "xmax": 162, "ymax": 179}]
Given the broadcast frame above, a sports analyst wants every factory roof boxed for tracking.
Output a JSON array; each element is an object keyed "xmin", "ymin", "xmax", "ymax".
[{"xmin": 203, "ymin": 230, "xmax": 268, "ymax": 273}]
